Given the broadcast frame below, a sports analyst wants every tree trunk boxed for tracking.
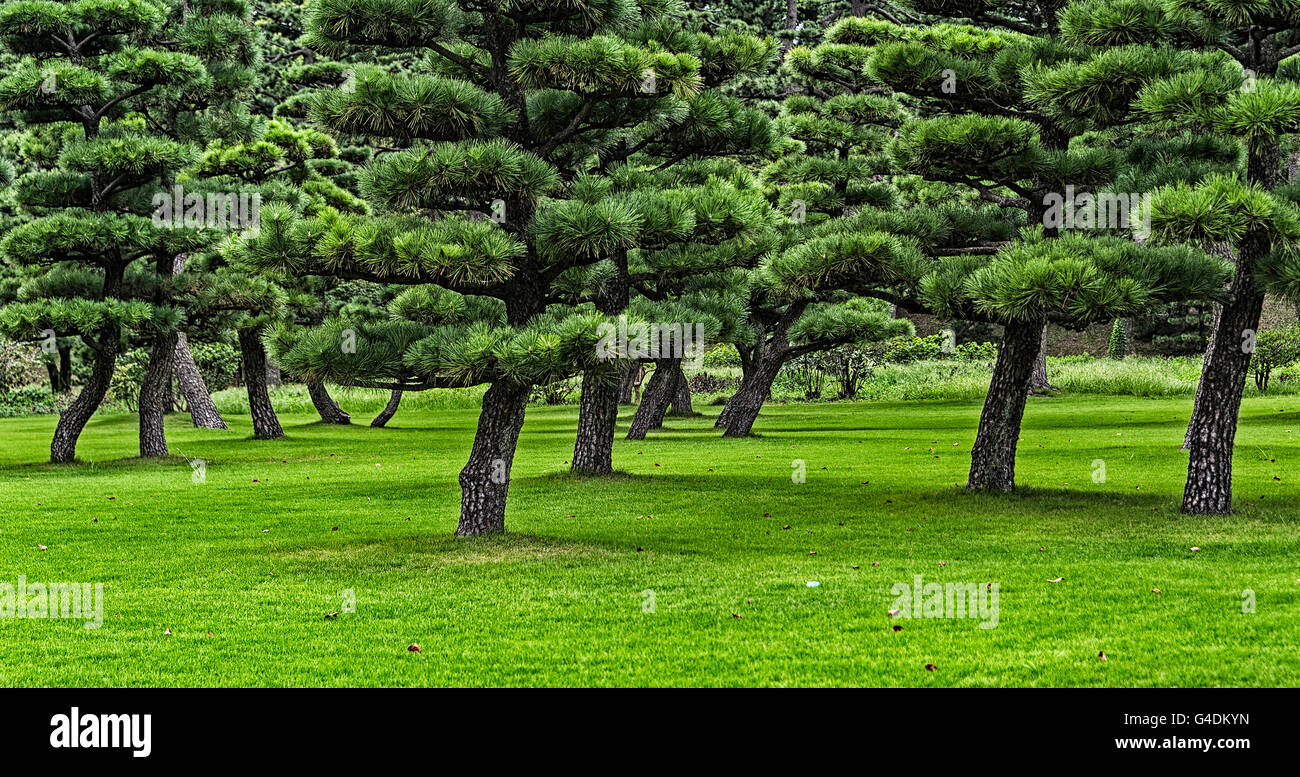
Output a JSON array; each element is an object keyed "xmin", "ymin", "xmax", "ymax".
[
  {"xmin": 667, "ymin": 363, "xmax": 693, "ymax": 415},
  {"xmin": 1184, "ymin": 242, "xmax": 1234, "ymax": 450},
  {"xmin": 967, "ymin": 320, "xmax": 1041, "ymax": 491},
  {"xmin": 626, "ymin": 360, "xmax": 677, "ymax": 440},
  {"xmin": 617, "ymin": 364, "xmax": 640, "ymax": 404},
  {"xmin": 572, "ymin": 363, "xmax": 623, "ymax": 474},
  {"xmin": 1182, "ymin": 236, "xmax": 1269, "ymax": 515},
  {"xmin": 45, "ymin": 344, "xmax": 72, "ymax": 393},
  {"xmin": 371, "ymin": 389, "xmax": 403, "ymax": 427},
  {"xmin": 239, "ymin": 327, "xmax": 284, "ymax": 440},
  {"xmin": 265, "ymin": 359, "xmax": 281, "ymax": 389},
  {"xmin": 456, "ymin": 381, "xmax": 529, "ymax": 536},
  {"xmin": 174, "ymin": 332, "xmax": 228, "ymax": 429},
  {"xmin": 308, "ymin": 380, "xmax": 351, "ymax": 424},
  {"xmin": 138, "ymin": 329, "xmax": 177, "ymax": 457},
  {"xmin": 720, "ymin": 353, "xmax": 784, "ymax": 438},
  {"xmin": 50, "ymin": 333, "xmax": 118, "ymax": 463},
  {"xmin": 1029, "ymin": 323, "xmax": 1057, "ymax": 393},
  {"xmin": 51, "ymin": 264, "xmax": 125, "ymax": 464}
]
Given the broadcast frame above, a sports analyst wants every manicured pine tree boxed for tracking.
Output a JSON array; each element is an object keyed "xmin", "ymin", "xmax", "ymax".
[
  {"xmin": 1044, "ymin": 0, "xmax": 1300, "ymax": 512},
  {"xmin": 185, "ymin": 113, "xmax": 366, "ymax": 438},
  {"xmin": 711, "ymin": 28, "xmax": 920, "ymax": 436},
  {"xmin": 560, "ymin": 17, "xmax": 779, "ymax": 471},
  {"xmin": 0, "ymin": 0, "xmax": 218, "ymax": 461},
  {"xmin": 237, "ymin": 0, "xmax": 733, "ymax": 535}
]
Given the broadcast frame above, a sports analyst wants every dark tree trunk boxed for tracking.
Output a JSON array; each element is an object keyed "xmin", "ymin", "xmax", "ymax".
[
  {"xmin": 967, "ymin": 320, "xmax": 1041, "ymax": 491},
  {"xmin": 617, "ymin": 364, "xmax": 640, "ymax": 404},
  {"xmin": 50, "ymin": 333, "xmax": 118, "ymax": 463},
  {"xmin": 265, "ymin": 359, "xmax": 281, "ymax": 389},
  {"xmin": 51, "ymin": 264, "xmax": 125, "ymax": 464},
  {"xmin": 308, "ymin": 380, "xmax": 351, "ymax": 424},
  {"xmin": 1029, "ymin": 323, "xmax": 1057, "ymax": 393},
  {"xmin": 1184, "ymin": 242, "xmax": 1235, "ymax": 450},
  {"xmin": 174, "ymin": 332, "xmax": 228, "ymax": 429},
  {"xmin": 720, "ymin": 353, "xmax": 784, "ymax": 438},
  {"xmin": 371, "ymin": 389, "xmax": 403, "ymax": 427},
  {"xmin": 667, "ymin": 363, "xmax": 693, "ymax": 415},
  {"xmin": 572, "ymin": 363, "xmax": 623, "ymax": 474},
  {"xmin": 170, "ymin": 255, "xmax": 228, "ymax": 429},
  {"xmin": 138, "ymin": 329, "xmax": 177, "ymax": 457},
  {"xmin": 626, "ymin": 360, "xmax": 678, "ymax": 440},
  {"xmin": 573, "ymin": 253, "xmax": 630, "ymax": 471},
  {"xmin": 45, "ymin": 344, "xmax": 72, "ymax": 393},
  {"xmin": 457, "ymin": 381, "xmax": 529, "ymax": 536},
  {"xmin": 239, "ymin": 328, "xmax": 284, "ymax": 440},
  {"xmin": 1182, "ymin": 235, "xmax": 1269, "ymax": 515}
]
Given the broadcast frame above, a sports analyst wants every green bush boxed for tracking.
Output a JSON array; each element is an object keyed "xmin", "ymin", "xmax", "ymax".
[
  {"xmin": 1249, "ymin": 327, "xmax": 1300, "ymax": 393},
  {"xmin": 0, "ymin": 385, "xmax": 58, "ymax": 417},
  {"xmin": 1107, "ymin": 319, "xmax": 1128, "ymax": 360},
  {"xmin": 189, "ymin": 341, "xmax": 241, "ymax": 392}
]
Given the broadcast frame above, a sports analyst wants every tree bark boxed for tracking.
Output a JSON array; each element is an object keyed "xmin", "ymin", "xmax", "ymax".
[
  {"xmin": 967, "ymin": 319, "xmax": 1041, "ymax": 491},
  {"xmin": 138, "ymin": 329, "xmax": 177, "ymax": 457},
  {"xmin": 667, "ymin": 363, "xmax": 693, "ymax": 415},
  {"xmin": 572, "ymin": 362, "xmax": 623, "ymax": 473},
  {"xmin": 720, "ymin": 353, "xmax": 783, "ymax": 438},
  {"xmin": 457, "ymin": 381, "xmax": 529, "ymax": 536},
  {"xmin": 45, "ymin": 344, "xmax": 72, "ymax": 393},
  {"xmin": 50, "ymin": 333, "xmax": 117, "ymax": 463},
  {"xmin": 239, "ymin": 327, "xmax": 284, "ymax": 440},
  {"xmin": 265, "ymin": 359, "xmax": 281, "ymax": 389},
  {"xmin": 1182, "ymin": 236, "xmax": 1268, "ymax": 515},
  {"xmin": 371, "ymin": 389, "xmax": 403, "ymax": 427},
  {"xmin": 1029, "ymin": 323, "xmax": 1057, "ymax": 393},
  {"xmin": 51, "ymin": 265, "xmax": 124, "ymax": 464},
  {"xmin": 617, "ymin": 363, "xmax": 641, "ymax": 404},
  {"xmin": 1184, "ymin": 242, "xmax": 1234, "ymax": 449},
  {"xmin": 174, "ymin": 332, "xmax": 228, "ymax": 429},
  {"xmin": 308, "ymin": 380, "xmax": 351, "ymax": 424},
  {"xmin": 626, "ymin": 360, "xmax": 678, "ymax": 440}
]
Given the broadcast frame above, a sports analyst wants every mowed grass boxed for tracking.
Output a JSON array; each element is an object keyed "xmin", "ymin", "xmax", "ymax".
[{"xmin": 1, "ymin": 394, "xmax": 1299, "ymax": 687}]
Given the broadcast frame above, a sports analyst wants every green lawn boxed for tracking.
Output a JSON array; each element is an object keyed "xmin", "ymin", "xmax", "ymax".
[{"xmin": 1, "ymin": 395, "xmax": 1298, "ymax": 686}]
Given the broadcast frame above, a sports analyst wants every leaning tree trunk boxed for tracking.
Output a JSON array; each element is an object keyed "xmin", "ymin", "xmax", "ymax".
[
  {"xmin": 572, "ymin": 362, "xmax": 624, "ymax": 474},
  {"xmin": 626, "ymin": 360, "xmax": 678, "ymax": 440},
  {"xmin": 1182, "ymin": 236, "xmax": 1268, "ymax": 515},
  {"xmin": 138, "ymin": 329, "xmax": 178, "ymax": 457},
  {"xmin": 51, "ymin": 264, "xmax": 126, "ymax": 464},
  {"xmin": 171, "ymin": 253, "xmax": 228, "ymax": 429},
  {"xmin": 720, "ymin": 351, "xmax": 784, "ymax": 438},
  {"xmin": 457, "ymin": 381, "xmax": 529, "ymax": 536},
  {"xmin": 371, "ymin": 389, "xmax": 403, "ymax": 427},
  {"xmin": 667, "ymin": 363, "xmax": 693, "ymax": 415},
  {"xmin": 174, "ymin": 332, "xmax": 228, "ymax": 429},
  {"xmin": 308, "ymin": 380, "xmax": 351, "ymax": 424},
  {"xmin": 967, "ymin": 320, "xmax": 1042, "ymax": 492},
  {"xmin": 1029, "ymin": 323, "xmax": 1057, "ymax": 393},
  {"xmin": 50, "ymin": 331, "xmax": 118, "ymax": 464},
  {"xmin": 1183, "ymin": 242, "xmax": 1235, "ymax": 450},
  {"xmin": 238, "ymin": 327, "xmax": 284, "ymax": 440}
]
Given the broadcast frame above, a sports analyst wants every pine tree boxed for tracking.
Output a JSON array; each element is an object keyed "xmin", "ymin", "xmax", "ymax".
[
  {"xmin": 234, "ymin": 0, "xmax": 770, "ymax": 535},
  {"xmin": 1038, "ymin": 0, "xmax": 1300, "ymax": 512},
  {"xmin": 832, "ymin": 13, "xmax": 1234, "ymax": 489},
  {"xmin": 0, "ymin": 0, "xmax": 224, "ymax": 462}
]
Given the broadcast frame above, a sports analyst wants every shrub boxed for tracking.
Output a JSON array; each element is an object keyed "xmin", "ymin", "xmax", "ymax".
[
  {"xmin": 189, "ymin": 341, "xmax": 241, "ymax": 392},
  {"xmin": 1249, "ymin": 327, "xmax": 1300, "ymax": 393},
  {"xmin": 0, "ymin": 339, "xmax": 48, "ymax": 391},
  {"xmin": 0, "ymin": 385, "xmax": 58, "ymax": 417},
  {"xmin": 1107, "ymin": 319, "xmax": 1128, "ymax": 360}
]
